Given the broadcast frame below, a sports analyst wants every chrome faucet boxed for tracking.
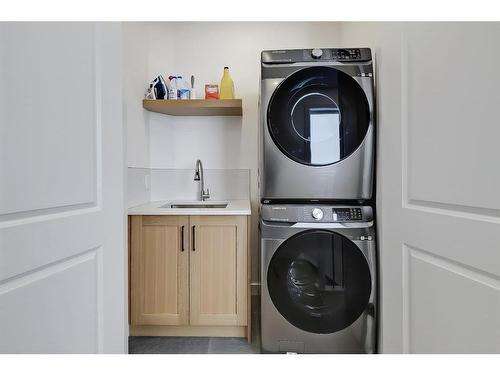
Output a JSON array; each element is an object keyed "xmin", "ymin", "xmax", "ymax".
[{"xmin": 194, "ymin": 159, "xmax": 210, "ymax": 201}]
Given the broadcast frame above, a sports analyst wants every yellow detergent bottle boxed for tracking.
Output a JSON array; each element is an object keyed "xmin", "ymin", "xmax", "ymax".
[{"xmin": 219, "ymin": 66, "xmax": 235, "ymax": 99}]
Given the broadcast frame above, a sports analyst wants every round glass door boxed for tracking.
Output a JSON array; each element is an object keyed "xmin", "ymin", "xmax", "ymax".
[
  {"xmin": 267, "ymin": 230, "xmax": 372, "ymax": 334},
  {"xmin": 267, "ymin": 66, "xmax": 370, "ymax": 166}
]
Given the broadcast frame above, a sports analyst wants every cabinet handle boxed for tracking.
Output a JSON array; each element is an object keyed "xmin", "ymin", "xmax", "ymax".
[
  {"xmin": 181, "ymin": 226, "xmax": 185, "ymax": 252},
  {"xmin": 192, "ymin": 225, "xmax": 196, "ymax": 251}
]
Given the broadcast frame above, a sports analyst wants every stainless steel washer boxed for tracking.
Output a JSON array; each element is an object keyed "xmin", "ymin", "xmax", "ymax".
[
  {"xmin": 260, "ymin": 204, "xmax": 377, "ymax": 353},
  {"xmin": 260, "ymin": 48, "xmax": 375, "ymax": 201}
]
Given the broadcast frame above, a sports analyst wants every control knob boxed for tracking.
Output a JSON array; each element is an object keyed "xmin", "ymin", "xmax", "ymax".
[
  {"xmin": 311, "ymin": 48, "xmax": 323, "ymax": 59},
  {"xmin": 311, "ymin": 208, "xmax": 324, "ymax": 220}
]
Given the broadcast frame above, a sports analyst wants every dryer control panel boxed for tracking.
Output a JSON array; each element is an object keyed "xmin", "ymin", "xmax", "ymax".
[
  {"xmin": 261, "ymin": 48, "xmax": 372, "ymax": 64},
  {"xmin": 261, "ymin": 204, "xmax": 373, "ymax": 223},
  {"xmin": 333, "ymin": 207, "xmax": 363, "ymax": 221}
]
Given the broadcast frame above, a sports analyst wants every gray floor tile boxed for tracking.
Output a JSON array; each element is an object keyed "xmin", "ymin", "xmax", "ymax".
[
  {"xmin": 129, "ymin": 336, "xmax": 257, "ymax": 354},
  {"xmin": 156, "ymin": 336, "xmax": 210, "ymax": 354},
  {"xmin": 128, "ymin": 336, "xmax": 161, "ymax": 354},
  {"xmin": 207, "ymin": 337, "xmax": 256, "ymax": 354}
]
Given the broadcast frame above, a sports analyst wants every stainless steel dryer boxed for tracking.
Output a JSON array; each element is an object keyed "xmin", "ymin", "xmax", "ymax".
[
  {"xmin": 260, "ymin": 204, "xmax": 376, "ymax": 353},
  {"xmin": 260, "ymin": 48, "xmax": 374, "ymax": 201}
]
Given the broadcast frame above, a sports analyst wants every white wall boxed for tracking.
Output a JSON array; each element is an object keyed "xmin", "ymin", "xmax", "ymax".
[
  {"xmin": 123, "ymin": 23, "xmax": 150, "ymax": 168},
  {"xmin": 124, "ymin": 22, "xmax": 342, "ymax": 283}
]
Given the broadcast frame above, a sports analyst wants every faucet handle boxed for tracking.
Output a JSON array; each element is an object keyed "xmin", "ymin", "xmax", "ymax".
[{"xmin": 203, "ymin": 188, "xmax": 210, "ymax": 200}]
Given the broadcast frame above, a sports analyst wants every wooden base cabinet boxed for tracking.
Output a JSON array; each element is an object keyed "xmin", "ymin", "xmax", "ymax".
[
  {"xmin": 130, "ymin": 216, "xmax": 189, "ymax": 326},
  {"xmin": 129, "ymin": 215, "xmax": 249, "ymax": 338},
  {"xmin": 189, "ymin": 216, "xmax": 247, "ymax": 326}
]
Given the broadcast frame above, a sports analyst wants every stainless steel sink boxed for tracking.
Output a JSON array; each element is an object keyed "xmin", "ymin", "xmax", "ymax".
[{"xmin": 160, "ymin": 202, "xmax": 228, "ymax": 209}]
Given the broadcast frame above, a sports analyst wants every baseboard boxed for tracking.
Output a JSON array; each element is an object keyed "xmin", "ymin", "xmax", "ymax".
[{"xmin": 130, "ymin": 325, "xmax": 247, "ymax": 337}]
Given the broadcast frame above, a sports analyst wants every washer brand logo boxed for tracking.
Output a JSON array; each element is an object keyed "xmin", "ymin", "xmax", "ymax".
[
  {"xmin": 271, "ymin": 50, "xmax": 287, "ymax": 54},
  {"xmin": 271, "ymin": 207, "xmax": 287, "ymax": 210}
]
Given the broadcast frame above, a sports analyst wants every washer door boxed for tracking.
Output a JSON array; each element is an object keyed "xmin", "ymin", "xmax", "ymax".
[
  {"xmin": 267, "ymin": 66, "xmax": 370, "ymax": 166},
  {"xmin": 267, "ymin": 230, "xmax": 372, "ymax": 334}
]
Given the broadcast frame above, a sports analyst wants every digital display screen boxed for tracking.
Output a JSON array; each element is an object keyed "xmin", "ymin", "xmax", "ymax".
[{"xmin": 333, "ymin": 208, "xmax": 363, "ymax": 221}]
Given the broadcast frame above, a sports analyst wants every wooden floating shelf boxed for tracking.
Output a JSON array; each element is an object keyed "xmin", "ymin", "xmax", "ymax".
[{"xmin": 143, "ymin": 99, "xmax": 242, "ymax": 117}]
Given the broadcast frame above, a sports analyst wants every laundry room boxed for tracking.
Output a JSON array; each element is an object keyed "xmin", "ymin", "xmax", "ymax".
[
  {"xmin": 123, "ymin": 21, "xmax": 500, "ymax": 355},
  {"xmin": 125, "ymin": 23, "xmax": 378, "ymax": 353},
  {"xmin": 1, "ymin": 3, "xmax": 500, "ymax": 372}
]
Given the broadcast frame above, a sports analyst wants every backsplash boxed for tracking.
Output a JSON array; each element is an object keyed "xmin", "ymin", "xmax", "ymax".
[
  {"xmin": 127, "ymin": 167, "xmax": 250, "ymax": 208},
  {"xmin": 127, "ymin": 167, "xmax": 151, "ymax": 208}
]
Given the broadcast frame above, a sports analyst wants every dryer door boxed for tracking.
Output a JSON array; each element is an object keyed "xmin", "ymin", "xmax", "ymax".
[
  {"xmin": 267, "ymin": 66, "xmax": 370, "ymax": 166},
  {"xmin": 267, "ymin": 230, "xmax": 372, "ymax": 334}
]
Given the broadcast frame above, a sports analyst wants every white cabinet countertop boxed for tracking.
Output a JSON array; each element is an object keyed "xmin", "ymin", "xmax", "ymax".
[{"xmin": 128, "ymin": 199, "xmax": 251, "ymax": 216}]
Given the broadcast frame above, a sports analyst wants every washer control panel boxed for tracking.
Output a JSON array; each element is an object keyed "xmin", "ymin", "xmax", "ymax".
[
  {"xmin": 333, "ymin": 48, "xmax": 362, "ymax": 61},
  {"xmin": 302, "ymin": 206, "xmax": 364, "ymax": 222},
  {"xmin": 311, "ymin": 208, "xmax": 324, "ymax": 220},
  {"xmin": 261, "ymin": 204, "xmax": 373, "ymax": 223}
]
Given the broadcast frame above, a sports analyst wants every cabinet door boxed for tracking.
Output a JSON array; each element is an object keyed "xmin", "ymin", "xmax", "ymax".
[
  {"xmin": 130, "ymin": 216, "xmax": 189, "ymax": 326},
  {"xmin": 189, "ymin": 216, "xmax": 247, "ymax": 326}
]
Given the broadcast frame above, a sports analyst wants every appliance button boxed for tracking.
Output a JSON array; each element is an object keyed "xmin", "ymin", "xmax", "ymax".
[
  {"xmin": 311, "ymin": 48, "xmax": 323, "ymax": 59},
  {"xmin": 311, "ymin": 208, "xmax": 324, "ymax": 220}
]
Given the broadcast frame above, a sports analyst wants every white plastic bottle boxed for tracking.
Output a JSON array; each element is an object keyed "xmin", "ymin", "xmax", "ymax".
[
  {"xmin": 168, "ymin": 75, "xmax": 178, "ymax": 100},
  {"xmin": 177, "ymin": 76, "xmax": 190, "ymax": 100}
]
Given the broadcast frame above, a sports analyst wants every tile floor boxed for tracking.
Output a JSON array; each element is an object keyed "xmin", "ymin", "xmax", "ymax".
[
  {"xmin": 129, "ymin": 296, "xmax": 260, "ymax": 354},
  {"xmin": 129, "ymin": 336, "xmax": 257, "ymax": 354}
]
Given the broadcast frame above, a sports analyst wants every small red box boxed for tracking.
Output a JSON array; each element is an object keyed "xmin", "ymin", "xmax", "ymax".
[{"xmin": 205, "ymin": 84, "xmax": 219, "ymax": 100}]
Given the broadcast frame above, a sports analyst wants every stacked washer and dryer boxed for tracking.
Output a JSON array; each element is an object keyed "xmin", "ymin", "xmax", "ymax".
[{"xmin": 259, "ymin": 48, "xmax": 377, "ymax": 353}]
